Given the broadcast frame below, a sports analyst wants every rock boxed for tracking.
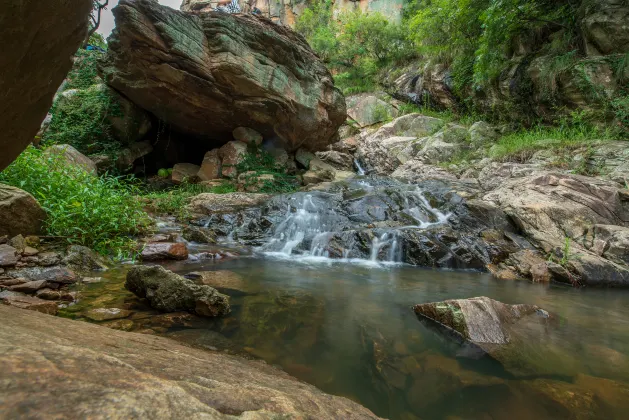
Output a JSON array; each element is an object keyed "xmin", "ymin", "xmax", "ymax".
[
  {"xmin": 171, "ymin": 163, "xmax": 200, "ymax": 184},
  {"xmin": 233, "ymin": 127, "xmax": 263, "ymax": 146},
  {"xmin": 24, "ymin": 235, "xmax": 40, "ymax": 247},
  {"xmin": 346, "ymin": 94, "xmax": 398, "ymax": 127},
  {"xmin": 182, "ymin": 225, "xmax": 216, "ymax": 244},
  {"xmin": 582, "ymin": 0, "xmax": 629, "ymax": 55},
  {"xmin": 107, "ymin": 88, "xmax": 152, "ymax": 144},
  {"xmin": 44, "ymin": 144, "xmax": 97, "ymax": 174},
  {"xmin": 63, "ymin": 245, "xmax": 109, "ymax": 273},
  {"xmin": 84, "ymin": 308, "xmax": 132, "ymax": 321},
  {"xmin": 589, "ymin": 224, "xmax": 629, "ymax": 266},
  {"xmin": 295, "ymin": 148, "xmax": 317, "ymax": 169},
  {"xmin": 315, "ymin": 151, "xmax": 354, "ymax": 171},
  {"xmin": 477, "ymin": 162, "xmax": 540, "ymax": 191},
  {"xmin": 125, "ymin": 265, "xmax": 230, "ymax": 317},
  {"xmin": 101, "ymin": 0, "xmax": 345, "ymax": 152},
  {"xmin": 185, "ymin": 270, "xmax": 248, "ymax": 293},
  {"xmin": 0, "ymin": 304, "xmax": 380, "ymax": 418},
  {"xmin": 237, "ymin": 172, "xmax": 277, "ymax": 192},
  {"xmin": 468, "ymin": 121, "xmax": 498, "ymax": 146},
  {"xmin": 37, "ymin": 252, "xmax": 62, "ymax": 267},
  {"xmin": 81, "ymin": 277, "xmax": 104, "ymax": 284},
  {"xmin": 0, "ymin": 278, "xmax": 28, "ymax": 287},
  {"xmin": 1, "ymin": 295, "xmax": 58, "ymax": 315},
  {"xmin": 115, "ymin": 140, "xmax": 154, "ymax": 172},
  {"xmin": 9, "ymin": 234, "xmax": 26, "ymax": 253},
  {"xmin": 13, "ymin": 267, "xmax": 79, "ymax": 285},
  {"xmin": 0, "ymin": 236, "xmax": 6, "ymax": 244},
  {"xmin": 302, "ymin": 169, "xmax": 335, "ymax": 185},
  {"xmin": 0, "ymin": 0, "xmax": 92, "ymax": 170},
  {"xmin": 187, "ymin": 193, "xmax": 271, "ymax": 216},
  {"xmin": 140, "ymin": 243, "xmax": 189, "ymax": 261},
  {"xmin": 197, "ymin": 149, "xmax": 221, "ymax": 181},
  {"xmin": 0, "ymin": 245, "xmax": 18, "ymax": 267},
  {"xmin": 35, "ymin": 288, "xmax": 73, "ymax": 301},
  {"xmin": 218, "ymin": 141, "xmax": 248, "ymax": 179},
  {"xmin": 414, "ymin": 296, "xmax": 554, "ymax": 374},
  {"xmin": 8, "ymin": 280, "xmax": 48, "ymax": 294},
  {"xmin": 0, "ymin": 184, "xmax": 46, "ymax": 237}
]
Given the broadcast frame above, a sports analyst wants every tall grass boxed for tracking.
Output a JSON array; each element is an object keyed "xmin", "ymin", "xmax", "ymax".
[{"xmin": 0, "ymin": 147, "xmax": 150, "ymax": 258}]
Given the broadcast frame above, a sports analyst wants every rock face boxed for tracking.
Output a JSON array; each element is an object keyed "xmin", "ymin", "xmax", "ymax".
[
  {"xmin": 0, "ymin": 0, "xmax": 92, "ymax": 170},
  {"xmin": 101, "ymin": 0, "xmax": 346, "ymax": 152},
  {"xmin": 0, "ymin": 184, "xmax": 46, "ymax": 237},
  {"xmin": 0, "ymin": 304, "xmax": 381, "ymax": 419},
  {"xmin": 125, "ymin": 265, "xmax": 230, "ymax": 317}
]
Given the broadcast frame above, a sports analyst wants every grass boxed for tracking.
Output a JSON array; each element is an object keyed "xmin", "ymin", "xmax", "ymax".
[
  {"xmin": 143, "ymin": 181, "xmax": 237, "ymax": 219},
  {"xmin": 235, "ymin": 146, "xmax": 300, "ymax": 194},
  {"xmin": 0, "ymin": 147, "xmax": 150, "ymax": 258}
]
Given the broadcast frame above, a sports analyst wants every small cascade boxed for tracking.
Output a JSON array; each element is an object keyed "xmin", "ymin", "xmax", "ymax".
[
  {"xmin": 370, "ymin": 232, "xmax": 402, "ymax": 263},
  {"xmin": 354, "ymin": 159, "xmax": 366, "ymax": 176}
]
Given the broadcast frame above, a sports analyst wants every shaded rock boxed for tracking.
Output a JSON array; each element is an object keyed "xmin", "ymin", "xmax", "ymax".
[
  {"xmin": 589, "ymin": 224, "xmax": 629, "ymax": 266},
  {"xmin": 347, "ymin": 94, "xmax": 397, "ymax": 127},
  {"xmin": 295, "ymin": 148, "xmax": 317, "ymax": 169},
  {"xmin": 182, "ymin": 225, "xmax": 216, "ymax": 244},
  {"xmin": 44, "ymin": 144, "xmax": 97, "ymax": 174},
  {"xmin": 1, "ymin": 295, "xmax": 58, "ymax": 315},
  {"xmin": 101, "ymin": 0, "xmax": 345, "ymax": 152},
  {"xmin": 9, "ymin": 234, "xmax": 26, "ymax": 253},
  {"xmin": 187, "ymin": 193, "xmax": 271, "ymax": 216},
  {"xmin": 218, "ymin": 141, "xmax": 248, "ymax": 179},
  {"xmin": 315, "ymin": 150, "xmax": 354, "ymax": 171},
  {"xmin": 125, "ymin": 265, "xmax": 230, "ymax": 317},
  {"xmin": 171, "ymin": 163, "xmax": 200, "ymax": 184},
  {"xmin": 0, "ymin": 304, "xmax": 380, "ymax": 418},
  {"xmin": 0, "ymin": 184, "xmax": 46, "ymax": 237},
  {"xmin": 115, "ymin": 140, "xmax": 153, "ymax": 172},
  {"xmin": 84, "ymin": 308, "xmax": 132, "ymax": 321},
  {"xmin": 197, "ymin": 149, "xmax": 221, "ymax": 181},
  {"xmin": 0, "ymin": 0, "xmax": 92, "ymax": 170},
  {"xmin": 107, "ymin": 89, "xmax": 152, "ymax": 144},
  {"xmin": 233, "ymin": 127, "xmax": 263, "ymax": 146},
  {"xmin": 63, "ymin": 245, "xmax": 109, "ymax": 273},
  {"xmin": 582, "ymin": 0, "xmax": 629, "ymax": 55},
  {"xmin": 140, "ymin": 243, "xmax": 189, "ymax": 261},
  {"xmin": 0, "ymin": 245, "xmax": 18, "ymax": 267},
  {"xmin": 8, "ymin": 280, "xmax": 48, "ymax": 294}
]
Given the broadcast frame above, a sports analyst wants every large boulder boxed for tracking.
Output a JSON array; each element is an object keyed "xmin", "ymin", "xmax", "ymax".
[
  {"xmin": 43, "ymin": 144, "xmax": 97, "ymax": 174},
  {"xmin": 582, "ymin": 0, "xmax": 629, "ymax": 55},
  {"xmin": 125, "ymin": 265, "xmax": 230, "ymax": 317},
  {"xmin": 0, "ymin": 0, "xmax": 92, "ymax": 170},
  {"xmin": 101, "ymin": 0, "xmax": 346, "ymax": 152},
  {"xmin": 0, "ymin": 304, "xmax": 380, "ymax": 419},
  {"xmin": 0, "ymin": 184, "xmax": 46, "ymax": 237},
  {"xmin": 346, "ymin": 94, "xmax": 398, "ymax": 127}
]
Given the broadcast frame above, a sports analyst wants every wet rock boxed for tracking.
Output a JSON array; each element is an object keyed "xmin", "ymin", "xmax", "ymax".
[
  {"xmin": 197, "ymin": 149, "xmax": 221, "ymax": 181},
  {"xmin": 302, "ymin": 169, "xmax": 335, "ymax": 185},
  {"xmin": 218, "ymin": 141, "xmax": 248, "ymax": 179},
  {"xmin": 0, "ymin": 184, "xmax": 46, "ymax": 237},
  {"xmin": 101, "ymin": 0, "xmax": 345, "ymax": 152},
  {"xmin": 0, "ymin": 304, "xmax": 379, "ymax": 419},
  {"xmin": 35, "ymin": 288, "xmax": 67, "ymax": 301},
  {"xmin": 1, "ymin": 295, "xmax": 58, "ymax": 315},
  {"xmin": 141, "ymin": 233, "xmax": 178, "ymax": 243},
  {"xmin": 233, "ymin": 127, "xmax": 263, "ymax": 146},
  {"xmin": 8, "ymin": 280, "xmax": 48, "ymax": 294},
  {"xmin": 44, "ymin": 144, "xmax": 97, "ymax": 174},
  {"xmin": 0, "ymin": 245, "xmax": 18, "ymax": 267},
  {"xmin": 140, "ymin": 242, "xmax": 189, "ymax": 261},
  {"xmin": 185, "ymin": 270, "xmax": 248, "ymax": 293},
  {"xmin": 182, "ymin": 225, "xmax": 216, "ymax": 244},
  {"xmin": 171, "ymin": 163, "xmax": 200, "ymax": 184},
  {"xmin": 81, "ymin": 277, "xmax": 104, "ymax": 284},
  {"xmin": 63, "ymin": 245, "xmax": 109, "ymax": 273},
  {"xmin": 125, "ymin": 265, "xmax": 230, "ymax": 317},
  {"xmin": 84, "ymin": 308, "xmax": 132, "ymax": 322}
]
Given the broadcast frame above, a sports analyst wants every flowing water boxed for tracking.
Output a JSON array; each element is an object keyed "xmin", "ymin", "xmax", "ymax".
[{"xmin": 63, "ymin": 255, "xmax": 629, "ymax": 420}]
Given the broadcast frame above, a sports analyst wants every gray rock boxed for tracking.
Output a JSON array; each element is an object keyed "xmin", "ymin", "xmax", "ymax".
[
  {"xmin": 8, "ymin": 280, "xmax": 48, "ymax": 294},
  {"xmin": 63, "ymin": 245, "xmax": 109, "ymax": 274},
  {"xmin": 468, "ymin": 121, "xmax": 498, "ymax": 146},
  {"xmin": 346, "ymin": 94, "xmax": 397, "ymax": 127},
  {"xmin": 125, "ymin": 265, "xmax": 230, "ymax": 317},
  {"xmin": 0, "ymin": 244, "xmax": 18, "ymax": 267}
]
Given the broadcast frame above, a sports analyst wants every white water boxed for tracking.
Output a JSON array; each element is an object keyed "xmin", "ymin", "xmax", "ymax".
[
  {"xmin": 354, "ymin": 159, "xmax": 366, "ymax": 176},
  {"xmin": 258, "ymin": 180, "xmax": 451, "ymax": 265}
]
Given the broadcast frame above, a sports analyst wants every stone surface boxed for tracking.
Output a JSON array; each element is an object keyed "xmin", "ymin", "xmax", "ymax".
[
  {"xmin": 315, "ymin": 150, "xmax": 354, "ymax": 171},
  {"xmin": 0, "ymin": 184, "xmax": 46, "ymax": 237},
  {"xmin": 115, "ymin": 140, "xmax": 154, "ymax": 172},
  {"xmin": 187, "ymin": 193, "xmax": 271, "ymax": 216},
  {"xmin": 1, "ymin": 295, "xmax": 58, "ymax": 315},
  {"xmin": 197, "ymin": 149, "xmax": 222, "ymax": 181},
  {"xmin": 125, "ymin": 265, "xmax": 230, "ymax": 317},
  {"xmin": 8, "ymin": 280, "xmax": 48, "ymax": 294},
  {"xmin": 140, "ymin": 243, "xmax": 189, "ymax": 261},
  {"xmin": 11, "ymin": 267, "xmax": 79, "ymax": 285},
  {"xmin": 347, "ymin": 94, "xmax": 398, "ymax": 127},
  {"xmin": 590, "ymin": 224, "xmax": 629, "ymax": 265},
  {"xmin": 171, "ymin": 163, "xmax": 201, "ymax": 184},
  {"xmin": 182, "ymin": 225, "xmax": 217, "ymax": 244},
  {"xmin": 0, "ymin": 0, "xmax": 92, "ymax": 170},
  {"xmin": 582, "ymin": 0, "xmax": 629, "ymax": 55},
  {"xmin": 218, "ymin": 141, "xmax": 248, "ymax": 178},
  {"xmin": 101, "ymin": 0, "xmax": 345, "ymax": 152},
  {"xmin": 0, "ymin": 304, "xmax": 380, "ymax": 419},
  {"xmin": 0, "ymin": 245, "xmax": 18, "ymax": 267},
  {"xmin": 44, "ymin": 144, "xmax": 97, "ymax": 174},
  {"xmin": 84, "ymin": 307, "xmax": 132, "ymax": 321},
  {"xmin": 233, "ymin": 126, "xmax": 263, "ymax": 146},
  {"xmin": 63, "ymin": 245, "xmax": 109, "ymax": 274},
  {"xmin": 468, "ymin": 121, "xmax": 498, "ymax": 146},
  {"xmin": 185, "ymin": 270, "xmax": 248, "ymax": 292}
]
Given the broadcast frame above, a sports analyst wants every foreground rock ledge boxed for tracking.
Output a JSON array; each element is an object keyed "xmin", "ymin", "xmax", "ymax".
[
  {"xmin": 101, "ymin": 0, "xmax": 346, "ymax": 151},
  {"xmin": 0, "ymin": 305, "xmax": 380, "ymax": 419}
]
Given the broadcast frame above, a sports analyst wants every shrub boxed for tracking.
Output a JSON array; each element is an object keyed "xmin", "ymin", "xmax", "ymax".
[
  {"xmin": 0, "ymin": 147, "xmax": 149, "ymax": 258},
  {"xmin": 236, "ymin": 147, "xmax": 300, "ymax": 194}
]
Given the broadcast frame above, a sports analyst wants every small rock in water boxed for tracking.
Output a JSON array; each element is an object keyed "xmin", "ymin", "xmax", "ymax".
[
  {"xmin": 81, "ymin": 277, "xmax": 104, "ymax": 284},
  {"xmin": 140, "ymin": 242, "xmax": 189, "ymax": 261},
  {"xmin": 182, "ymin": 226, "xmax": 216, "ymax": 244},
  {"xmin": 102, "ymin": 319, "xmax": 134, "ymax": 331},
  {"xmin": 85, "ymin": 308, "xmax": 132, "ymax": 322}
]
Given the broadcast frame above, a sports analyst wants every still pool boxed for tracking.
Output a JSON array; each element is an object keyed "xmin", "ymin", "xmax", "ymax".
[{"xmin": 63, "ymin": 256, "xmax": 629, "ymax": 419}]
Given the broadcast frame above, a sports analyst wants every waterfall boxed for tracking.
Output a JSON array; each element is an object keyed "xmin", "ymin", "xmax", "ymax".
[{"xmin": 354, "ymin": 159, "xmax": 366, "ymax": 176}]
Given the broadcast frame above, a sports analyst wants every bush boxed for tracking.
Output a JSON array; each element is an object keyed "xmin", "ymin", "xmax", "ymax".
[
  {"xmin": 0, "ymin": 147, "xmax": 149, "ymax": 258},
  {"xmin": 236, "ymin": 147, "xmax": 300, "ymax": 194}
]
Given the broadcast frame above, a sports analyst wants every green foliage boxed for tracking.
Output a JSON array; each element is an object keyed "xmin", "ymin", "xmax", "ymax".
[
  {"xmin": 0, "ymin": 147, "xmax": 149, "ymax": 258},
  {"xmin": 236, "ymin": 147, "xmax": 300, "ymax": 194},
  {"xmin": 297, "ymin": 3, "xmax": 414, "ymax": 95},
  {"xmin": 144, "ymin": 181, "xmax": 236, "ymax": 219}
]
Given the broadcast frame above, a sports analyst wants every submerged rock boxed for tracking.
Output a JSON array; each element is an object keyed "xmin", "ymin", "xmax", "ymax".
[
  {"xmin": 101, "ymin": 0, "xmax": 345, "ymax": 152},
  {"xmin": 125, "ymin": 265, "xmax": 230, "ymax": 317},
  {"xmin": 0, "ymin": 304, "xmax": 380, "ymax": 419}
]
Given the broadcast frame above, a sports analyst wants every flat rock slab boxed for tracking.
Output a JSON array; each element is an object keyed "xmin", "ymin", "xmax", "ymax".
[
  {"xmin": 0, "ymin": 304, "xmax": 381, "ymax": 419},
  {"xmin": 1, "ymin": 295, "xmax": 58, "ymax": 315},
  {"xmin": 140, "ymin": 242, "xmax": 189, "ymax": 261}
]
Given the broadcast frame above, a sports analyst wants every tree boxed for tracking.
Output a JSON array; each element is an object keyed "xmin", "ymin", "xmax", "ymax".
[{"xmin": 86, "ymin": 1, "xmax": 109, "ymax": 45}]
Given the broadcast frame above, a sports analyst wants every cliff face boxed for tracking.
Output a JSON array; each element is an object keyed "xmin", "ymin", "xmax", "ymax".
[
  {"xmin": 0, "ymin": 0, "xmax": 92, "ymax": 170},
  {"xmin": 181, "ymin": 0, "xmax": 404, "ymax": 27}
]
